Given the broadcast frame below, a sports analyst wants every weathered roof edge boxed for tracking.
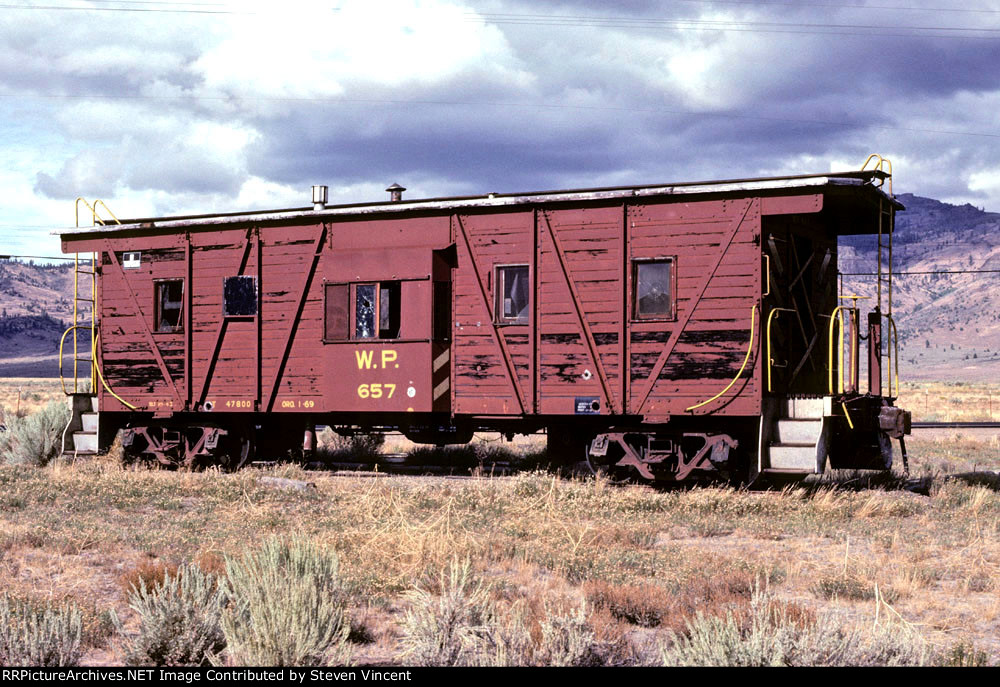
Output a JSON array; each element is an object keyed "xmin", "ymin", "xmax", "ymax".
[{"xmin": 58, "ymin": 170, "xmax": 900, "ymax": 238}]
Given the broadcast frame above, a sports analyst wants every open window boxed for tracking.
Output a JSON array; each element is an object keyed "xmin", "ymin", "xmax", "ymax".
[
  {"xmin": 326, "ymin": 281, "xmax": 400, "ymax": 341},
  {"xmin": 494, "ymin": 264, "xmax": 529, "ymax": 324},
  {"xmin": 632, "ymin": 257, "xmax": 676, "ymax": 320},
  {"xmin": 223, "ymin": 275, "xmax": 258, "ymax": 317},
  {"xmin": 154, "ymin": 279, "xmax": 184, "ymax": 333}
]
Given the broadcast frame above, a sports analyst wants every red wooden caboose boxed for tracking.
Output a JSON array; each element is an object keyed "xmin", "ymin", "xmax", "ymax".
[{"xmin": 60, "ymin": 166, "xmax": 910, "ymax": 482}]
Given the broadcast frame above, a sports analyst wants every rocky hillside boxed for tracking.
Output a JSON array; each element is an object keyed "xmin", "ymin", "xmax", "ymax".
[
  {"xmin": 840, "ymin": 193, "xmax": 1000, "ymax": 382},
  {"xmin": 1, "ymin": 193, "xmax": 998, "ymax": 380},
  {"xmin": 0, "ymin": 261, "xmax": 84, "ymax": 377}
]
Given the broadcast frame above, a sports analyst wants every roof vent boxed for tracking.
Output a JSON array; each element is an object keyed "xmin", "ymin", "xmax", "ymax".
[
  {"xmin": 386, "ymin": 183, "xmax": 406, "ymax": 202},
  {"xmin": 312, "ymin": 185, "xmax": 328, "ymax": 211}
]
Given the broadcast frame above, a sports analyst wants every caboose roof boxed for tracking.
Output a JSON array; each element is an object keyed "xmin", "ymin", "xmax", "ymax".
[{"xmin": 59, "ymin": 169, "xmax": 900, "ymax": 238}]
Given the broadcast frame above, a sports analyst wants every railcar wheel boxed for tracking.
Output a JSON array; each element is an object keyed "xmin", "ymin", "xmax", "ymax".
[{"xmin": 583, "ymin": 435, "xmax": 629, "ymax": 482}]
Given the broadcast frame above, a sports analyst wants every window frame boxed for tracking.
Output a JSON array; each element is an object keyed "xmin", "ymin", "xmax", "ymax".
[
  {"xmin": 153, "ymin": 278, "xmax": 184, "ymax": 334},
  {"xmin": 494, "ymin": 263, "xmax": 530, "ymax": 325},
  {"xmin": 323, "ymin": 282, "xmax": 351, "ymax": 342},
  {"xmin": 631, "ymin": 257, "xmax": 677, "ymax": 322},
  {"xmin": 222, "ymin": 275, "xmax": 258, "ymax": 318},
  {"xmin": 324, "ymin": 281, "xmax": 401, "ymax": 342}
]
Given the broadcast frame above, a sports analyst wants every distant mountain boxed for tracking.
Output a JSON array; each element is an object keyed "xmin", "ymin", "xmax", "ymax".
[
  {"xmin": 0, "ymin": 261, "xmax": 81, "ymax": 377},
  {"xmin": 1, "ymin": 193, "xmax": 998, "ymax": 380},
  {"xmin": 839, "ymin": 193, "xmax": 1000, "ymax": 382}
]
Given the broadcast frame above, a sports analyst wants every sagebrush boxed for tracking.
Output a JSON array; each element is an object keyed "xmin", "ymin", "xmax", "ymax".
[
  {"xmin": 659, "ymin": 586, "xmax": 926, "ymax": 667},
  {"xmin": 220, "ymin": 538, "xmax": 351, "ymax": 666},
  {"xmin": 114, "ymin": 563, "xmax": 226, "ymax": 666},
  {"xmin": 0, "ymin": 400, "xmax": 70, "ymax": 467},
  {"xmin": 0, "ymin": 594, "xmax": 82, "ymax": 666}
]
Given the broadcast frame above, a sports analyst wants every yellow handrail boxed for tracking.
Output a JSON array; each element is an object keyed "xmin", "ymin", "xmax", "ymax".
[
  {"xmin": 59, "ymin": 324, "xmax": 136, "ymax": 409},
  {"xmin": 93, "ymin": 331, "xmax": 137, "ymax": 410},
  {"xmin": 861, "ymin": 154, "xmax": 893, "ymax": 196},
  {"xmin": 841, "ymin": 401, "xmax": 855, "ymax": 430},
  {"xmin": 766, "ymin": 307, "xmax": 795, "ymax": 392},
  {"xmin": 686, "ymin": 304, "xmax": 757, "ymax": 412},
  {"xmin": 93, "ymin": 199, "xmax": 121, "ymax": 225},
  {"xmin": 827, "ymin": 305, "xmax": 847, "ymax": 395},
  {"xmin": 75, "ymin": 197, "xmax": 122, "ymax": 228},
  {"xmin": 59, "ymin": 325, "xmax": 90, "ymax": 396}
]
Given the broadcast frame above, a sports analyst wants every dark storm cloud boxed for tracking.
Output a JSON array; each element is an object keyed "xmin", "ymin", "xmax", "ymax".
[
  {"xmin": 244, "ymin": 99, "xmax": 625, "ymax": 194},
  {"xmin": 4, "ymin": 0, "xmax": 1000, "ymax": 246}
]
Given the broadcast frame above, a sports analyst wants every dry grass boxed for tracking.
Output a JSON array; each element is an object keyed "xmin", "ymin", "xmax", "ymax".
[
  {"xmin": 0, "ymin": 378, "xmax": 64, "ymax": 422},
  {"xmin": 1, "ymin": 380, "xmax": 999, "ymax": 665},
  {"xmin": 118, "ymin": 558, "xmax": 180, "ymax": 598},
  {"xmin": 896, "ymin": 380, "xmax": 1000, "ymax": 423},
  {"xmin": 0, "ymin": 453, "xmax": 997, "ymax": 665}
]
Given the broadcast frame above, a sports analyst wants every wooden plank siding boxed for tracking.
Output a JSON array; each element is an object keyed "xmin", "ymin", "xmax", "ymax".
[
  {"xmin": 66, "ymin": 188, "xmax": 841, "ymax": 423},
  {"xmin": 450, "ymin": 197, "xmax": 763, "ymax": 421}
]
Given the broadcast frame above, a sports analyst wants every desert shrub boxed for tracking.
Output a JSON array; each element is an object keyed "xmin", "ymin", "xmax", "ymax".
[
  {"xmin": 318, "ymin": 430, "xmax": 384, "ymax": 461},
  {"xmin": 936, "ymin": 642, "xmax": 990, "ymax": 667},
  {"xmin": 535, "ymin": 601, "xmax": 598, "ymax": 666},
  {"xmin": 0, "ymin": 594, "xmax": 82, "ymax": 666},
  {"xmin": 119, "ymin": 558, "xmax": 180, "ymax": 598},
  {"xmin": 401, "ymin": 562, "xmax": 620, "ymax": 667},
  {"xmin": 221, "ymin": 538, "xmax": 350, "ymax": 666},
  {"xmin": 586, "ymin": 573, "xmax": 755, "ymax": 633},
  {"xmin": 584, "ymin": 580, "xmax": 675, "ymax": 628},
  {"xmin": 399, "ymin": 559, "xmax": 492, "ymax": 666},
  {"xmin": 114, "ymin": 563, "xmax": 225, "ymax": 666},
  {"xmin": 659, "ymin": 586, "xmax": 925, "ymax": 666},
  {"xmin": 813, "ymin": 574, "xmax": 899, "ymax": 603},
  {"xmin": 0, "ymin": 401, "xmax": 71, "ymax": 467}
]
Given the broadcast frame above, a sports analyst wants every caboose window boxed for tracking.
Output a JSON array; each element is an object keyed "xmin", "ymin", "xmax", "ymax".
[
  {"xmin": 352, "ymin": 281, "xmax": 400, "ymax": 340},
  {"xmin": 223, "ymin": 275, "xmax": 258, "ymax": 317},
  {"xmin": 355, "ymin": 284, "xmax": 377, "ymax": 338},
  {"xmin": 495, "ymin": 264, "xmax": 529, "ymax": 324},
  {"xmin": 633, "ymin": 258, "xmax": 675, "ymax": 320},
  {"xmin": 325, "ymin": 283, "xmax": 350, "ymax": 340},
  {"xmin": 154, "ymin": 280, "xmax": 184, "ymax": 333}
]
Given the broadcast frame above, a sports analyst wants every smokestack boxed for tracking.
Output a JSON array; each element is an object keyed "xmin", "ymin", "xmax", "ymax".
[
  {"xmin": 386, "ymin": 183, "xmax": 406, "ymax": 202},
  {"xmin": 312, "ymin": 185, "xmax": 328, "ymax": 210}
]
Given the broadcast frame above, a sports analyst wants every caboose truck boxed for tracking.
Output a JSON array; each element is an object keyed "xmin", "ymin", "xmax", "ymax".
[{"xmin": 58, "ymin": 157, "xmax": 910, "ymax": 482}]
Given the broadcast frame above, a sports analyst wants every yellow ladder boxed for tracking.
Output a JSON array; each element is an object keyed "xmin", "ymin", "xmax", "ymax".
[
  {"xmin": 859, "ymin": 155, "xmax": 899, "ymax": 397},
  {"xmin": 59, "ymin": 198, "xmax": 120, "ymax": 395}
]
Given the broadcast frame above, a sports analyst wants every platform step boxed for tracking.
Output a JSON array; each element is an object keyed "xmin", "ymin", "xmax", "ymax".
[
  {"xmin": 72, "ymin": 432, "xmax": 98, "ymax": 454},
  {"xmin": 768, "ymin": 444, "xmax": 819, "ymax": 471},
  {"xmin": 774, "ymin": 418, "xmax": 822, "ymax": 444},
  {"xmin": 784, "ymin": 397, "xmax": 824, "ymax": 420},
  {"xmin": 81, "ymin": 412, "xmax": 99, "ymax": 433}
]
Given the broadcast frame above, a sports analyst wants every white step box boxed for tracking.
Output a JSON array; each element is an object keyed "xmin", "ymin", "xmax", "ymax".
[
  {"xmin": 81, "ymin": 412, "xmax": 99, "ymax": 433},
  {"xmin": 773, "ymin": 418, "xmax": 822, "ymax": 445},
  {"xmin": 72, "ymin": 431, "xmax": 98, "ymax": 454},
  {"xmin": 784, "ymin": 397, "xmax": 825, "ymax": 419}
]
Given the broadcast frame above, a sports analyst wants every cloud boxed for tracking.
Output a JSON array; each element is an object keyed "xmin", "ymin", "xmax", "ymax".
[{"xmin": 2, "ymin": 0, "xmax": 1000, "ymax": 262}]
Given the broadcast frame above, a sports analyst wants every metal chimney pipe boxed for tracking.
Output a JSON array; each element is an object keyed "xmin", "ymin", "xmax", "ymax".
[
  {"xmin": 386, "ymin": 183, "xmax": 406, "ymax": 202},
  {"xmin": 312, "ymin": 185, "xmax": 328, "ymax": 210}
]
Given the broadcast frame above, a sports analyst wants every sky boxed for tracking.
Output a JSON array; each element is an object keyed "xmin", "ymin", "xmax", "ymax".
[{"xmin": 1, "ymin": 0, "xmax": 999, "ymax": 260}]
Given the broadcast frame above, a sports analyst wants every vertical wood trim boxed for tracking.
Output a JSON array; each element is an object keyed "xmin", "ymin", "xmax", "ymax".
[
  {"xmin": 185, "ymin": 232, "xmax": 192, "ymax": 409},
  {"xmin": 453, "ymin": 214, "xmax": 527, "ymax": 414},
  {"xmin": 541, "ymin": 211, "xmax": 618, "ymax": 414},
  {"xmin": 633, "ymin": 199, "xmax": 755, "ymax": 414},
  {"xmin": 531, "ymin": 207, "xmax": 539, "ymax": 413},
  {"xmin": 255, "ymin": 226, "xmax": 262, "ymax": 410},
  {"xmin": 103, "ymin": 242, "xmax": 183, "ymax": 405},
  {"xmin": 621, "ymin": 203, "xmax": 630, "ymax": 414},
  {"xmin": 197, "ymin": 227, "xmax": 255, "ymax": 403},
  {"xmin": 264, "ymin": 225, "xmax": 326, "ymax": 412}
]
